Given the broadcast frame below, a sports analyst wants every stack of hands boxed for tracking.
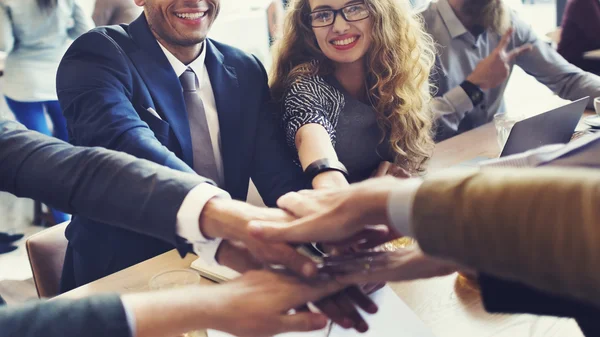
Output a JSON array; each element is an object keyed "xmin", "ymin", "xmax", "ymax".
[{"xmin": 193, "ymin": 172, "xmax": 462, "ymax": 336}]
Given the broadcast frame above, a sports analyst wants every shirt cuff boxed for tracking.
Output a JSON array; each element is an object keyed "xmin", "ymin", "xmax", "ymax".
[
  {"xmin": 387, "ymin": 178, "xmax": 423, "ymax": 238},
  {"xmin": 176, "ymin": 183, "xmax": 230, "ymax": 265},
  {"xmin": 444, "ymin": 85, "xmax": 475, "ymax": 117},
  {"xmin": 121, "ymin": 299, "xmax": 137, "ymax": 337}
]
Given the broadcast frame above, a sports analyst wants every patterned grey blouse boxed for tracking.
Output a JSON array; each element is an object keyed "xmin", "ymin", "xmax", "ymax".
[{"xmin": 282, "ymin": 74, "xmax": 393, "ymax": 183}]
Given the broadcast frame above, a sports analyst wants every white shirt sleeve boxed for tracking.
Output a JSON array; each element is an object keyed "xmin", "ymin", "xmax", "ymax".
[
  {"xmin": 431, "ymin": 85, "xmax": 474, "ymax": 121},
  {"xmin": 122, "ymin": 300, "xmax": 137, "ymax": 337},
  {"xmin": 386, "ymin": 178, "xmax": 423, "ymax": 238},
  {"xmin": 176, "ymin": 183, "xmax": 231, "ymax": 265}
]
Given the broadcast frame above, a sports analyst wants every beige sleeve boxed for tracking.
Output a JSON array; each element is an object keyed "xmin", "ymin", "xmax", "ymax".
[{"xmin": 412, "ymin": 167, "xmax": 600, "ymax": 307}]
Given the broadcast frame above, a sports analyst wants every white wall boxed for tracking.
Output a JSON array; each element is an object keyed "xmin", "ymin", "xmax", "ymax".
[{"xmin": 76, "ymin": 0, "xmax": 96, "ymax": 18}]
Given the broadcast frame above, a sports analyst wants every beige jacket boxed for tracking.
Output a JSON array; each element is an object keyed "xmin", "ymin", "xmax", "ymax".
[{"xmin": 412, "ymin": 167, "xmax": 600, "ymax": 307}]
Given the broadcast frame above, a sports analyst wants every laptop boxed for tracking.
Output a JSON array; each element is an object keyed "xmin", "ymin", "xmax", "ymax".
[
  {"xmin": 452, "ymin": 97, "xmax": 590, "ymax": 168},
  {"xmin": 499, "ymin": 97, "xmax": 589, "ymax": 157}
]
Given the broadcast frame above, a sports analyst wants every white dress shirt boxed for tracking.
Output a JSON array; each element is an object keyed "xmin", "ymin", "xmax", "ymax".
[
  {"xmin": 157, "ymin": 41, "xmax": 230, "ymax": 265},
  {"xmin": 123, "ymin": 39, "xmax": 239, "ymax": 337}
]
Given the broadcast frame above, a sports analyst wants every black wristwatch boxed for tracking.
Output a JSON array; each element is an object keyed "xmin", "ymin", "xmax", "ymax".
[
  {"xmin": 460, "ymin": 80, "xmax": 485, "ymax": 106},
  {"xmin": 304, "ymin": 158, "xmax": 349, "ymax": 180}
]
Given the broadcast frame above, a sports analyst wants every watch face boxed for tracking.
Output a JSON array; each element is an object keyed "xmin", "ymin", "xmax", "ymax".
[{"xmin": 473, "ymin": 91, "xmax": 482, "ymax": 101}]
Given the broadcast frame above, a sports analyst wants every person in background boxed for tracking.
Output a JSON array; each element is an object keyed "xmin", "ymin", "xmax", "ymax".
[
  {"xmin": 424, "ymin": 0, "xmax": 600, "ymax": 141},
  {"xmin": 270, "ymin": 0, "xmax": 435, "ymax": 190},
  {"xmin": 557, "ymin": 0, "xmax": 600, "ymax": 75},
  {"xmin": 267, "ymin": 0, "xmax": 285, "ymax": 45},
  {"xmin": 92, "ymin": 0, "xmax": 143, "ymax": 26},
  {"xmin": 0, "ymin": 0, "xmax": 94, "ymax": 225}
]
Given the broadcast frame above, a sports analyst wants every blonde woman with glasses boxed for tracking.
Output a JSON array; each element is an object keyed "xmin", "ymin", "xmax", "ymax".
[{"xmin": 270, "ymin": 0, "xmax": 435, "ymax": 189}]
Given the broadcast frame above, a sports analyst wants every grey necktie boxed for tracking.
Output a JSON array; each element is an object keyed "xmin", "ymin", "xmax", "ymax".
[{"xmin": 179, "ymin": 68, "xmax": 220, "ymax": 185}]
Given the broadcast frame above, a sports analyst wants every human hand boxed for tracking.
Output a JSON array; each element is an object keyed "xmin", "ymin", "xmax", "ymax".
[
  {"xmin": 242, "ymin": 180, "xmax": 391, "ymax": 333},
  {"xmin": 249, "ymin": 177, "xmax": 402, "ymax": 244},
  {"xmin": 372, "ymin": 161, "xmax": 411, "ymax": 178},
  {"xmin": 121, "ymin": 270, "xmax": 349, "ymax": 337},
  {"xmin": 320, "ymin": 247, "xmax": 458, "ymax": 285},
  {"xmin": 316, "ymin": 245, "xmax": 387, "ymax": 296},
  {"xmin": 466, "ymin": 28, "xmax": 533, "ymax": 90},
  {"xmin": 310, "ymin": 285, "xmax": 378, "ymax": 332},
  {"xmin": 200, "ymin": 198, "xmax": 318, "ymax": 278},
  {"xmin": 200, "ymin": 199, "xmax": 378, "ymax": 332},
  {"xmin": 306, "ymin": 245, "xmax": 380, "ymax": 332},
  {"xmin": 215, "ymin": 240, "xmax": 378, "ymax": 332},
  {"xmin": 205, "ymin": 270, "xmax": 348, "ymax": 337}
]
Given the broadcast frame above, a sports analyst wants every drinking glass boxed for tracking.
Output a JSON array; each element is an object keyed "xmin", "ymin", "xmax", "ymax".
[
  {"xmin": 493, "ymin": 113, "xmax": 521, "ymax": 149},
  {"xmin": 149, "ymin": 269, "xmax": 202, "ymax": 337}
]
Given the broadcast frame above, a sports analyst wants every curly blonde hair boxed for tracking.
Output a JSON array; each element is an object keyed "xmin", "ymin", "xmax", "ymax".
[{"xmin": 270, "ymin": 0, "xmax": 436, "ymax": 173}]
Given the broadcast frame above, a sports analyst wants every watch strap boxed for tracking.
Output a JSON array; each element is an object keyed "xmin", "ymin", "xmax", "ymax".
[
  {"xmin": 304, "ymin": 158, "xmax": 349, "ymax": 180},
  {"xmin": 460, "ymin": 80, "xmax": 485, "ymax": 106}
]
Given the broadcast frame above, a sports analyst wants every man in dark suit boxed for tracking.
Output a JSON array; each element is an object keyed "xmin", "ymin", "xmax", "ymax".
[
  {"xmin": 56, "ymin": 0, "xmax": 311, "ymax": 290},
  {"xmin": 55, "ymin": 2, "xmax": 376, "ymax": 329},
  {"xmin": 0, "ymin": 120, "xmax": 346, "ymax": 337}
]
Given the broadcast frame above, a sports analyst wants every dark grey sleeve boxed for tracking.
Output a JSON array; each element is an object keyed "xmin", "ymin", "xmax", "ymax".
[
  {"xmin": 0, "ymin": 120, "xmax": 208, "ymax": 245},
  {"xmin": 0, "ymin": 294, "xmax": 131, "ymax": 337}
]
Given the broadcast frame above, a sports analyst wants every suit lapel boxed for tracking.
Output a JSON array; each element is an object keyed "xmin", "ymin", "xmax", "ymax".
[
  {"xmin": 205, "ymin": 40, "xmax": 242, "ymax": 191},
  {"xmin": 127, "ymin": 15, "xmax": 194, "ymax": 167}
]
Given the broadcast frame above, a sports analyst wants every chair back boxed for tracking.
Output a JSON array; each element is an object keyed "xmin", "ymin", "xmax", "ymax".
[{"xmin": 26, "ymin": 222, "xmax": 68, "ymax": 298}]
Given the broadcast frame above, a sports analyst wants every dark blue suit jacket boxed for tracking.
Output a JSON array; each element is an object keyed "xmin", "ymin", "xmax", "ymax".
[{"xmin": 56, "ymin": 14, "xmax": 308, "ymax": 291}]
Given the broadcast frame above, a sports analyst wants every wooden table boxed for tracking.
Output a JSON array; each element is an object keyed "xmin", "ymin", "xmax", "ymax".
[{"xmin": 57, "ymin": 110, "xmax": 596, "ymax": 337}]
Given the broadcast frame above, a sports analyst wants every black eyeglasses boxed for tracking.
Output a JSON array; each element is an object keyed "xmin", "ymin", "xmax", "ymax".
[{"xmin": 308, "ymin": 2, "xmax": 370, "ymax": 28}]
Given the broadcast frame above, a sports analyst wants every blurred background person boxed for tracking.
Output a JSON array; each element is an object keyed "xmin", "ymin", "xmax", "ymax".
[
  {"xmin": 557, "ymin": 0, "xmax": 600, "ymax": 75},
  {"xmin": 425, "ymin": 0, "xmax": 600, "ymax": 141},
  {"xmin": 92, "ymin": 0, "xmax": 142, "ymax": 26},
  {"xmin": 267, "ymin": 0, "xmax": 285, "ymax": 45},
  {"xmin": 0, "ymin": 0, "xmax": 94, "ymax": 226}
]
